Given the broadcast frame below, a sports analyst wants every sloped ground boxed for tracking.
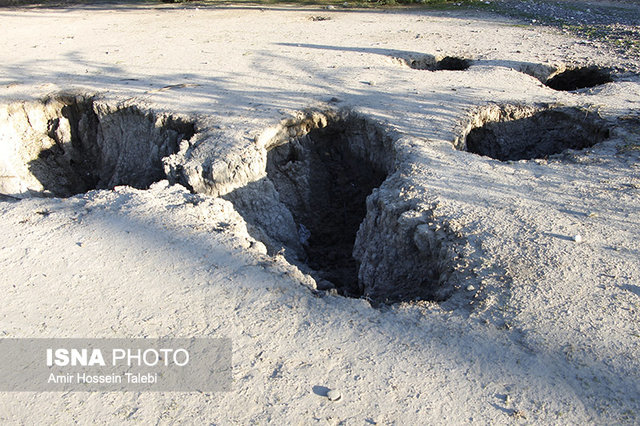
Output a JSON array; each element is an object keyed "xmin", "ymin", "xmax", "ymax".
[{"xmin": 0, "ymin": 2, "xmax": 639, "ymax": 424}]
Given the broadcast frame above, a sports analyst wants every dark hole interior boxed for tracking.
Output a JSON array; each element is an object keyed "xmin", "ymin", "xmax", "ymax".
[
  {"xmin": 464, "ymin": 107, "xmax": 610, "ymax": 161},
  {"xmin": 266, "ymin": 124, "xmax": 388, "ymax": 296},
  {"xmin": 545, "ymin": 66, "xmax": 613, "ymax": 91},
  {"xmin": 436, "ymin": 56, "xmax": 471, "ymax": 71}
]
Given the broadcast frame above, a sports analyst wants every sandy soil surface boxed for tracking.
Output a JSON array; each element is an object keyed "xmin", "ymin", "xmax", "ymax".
[{"xmin": 0, "ymin": 2, "xmax": 639, "ymax": 424}]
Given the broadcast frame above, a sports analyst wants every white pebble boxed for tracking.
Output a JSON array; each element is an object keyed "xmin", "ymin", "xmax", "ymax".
[
  {"xmin": 466, "ymin": 285, "xmax": 476, "ymax": 292},
  {"xmin": 573, "ymin": 234, "xmax": 583, "ymax": 243},
  {"xmin": 251, "ymin": 241, "xmax": 267, "ymax": 255},
  {"xmin": 327, "ymin": 389, "xmax": 342, "ymax": 402}
]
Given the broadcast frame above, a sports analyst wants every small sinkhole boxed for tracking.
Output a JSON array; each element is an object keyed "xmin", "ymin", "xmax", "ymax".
[
  {"xmin": 456, "ymin": 105, "xmax": 611, "ymax": 161},
  {"xmin": 434, "ymin": 56, "xmax": 472, "ymax": 71},
  {"xmin": 0, "ymin": 95, "xmax": 195, "ymax": 198},
  {"xmin": 398, "ymin": 54, "xmax": 471, "ymax": 71},
  {"xmin": 544, "ymin": 66, "xmax": 613, "ymax": 91},
  {"xmin": 226, "ymin": 112, "xmax": 395, "ymax": 299}
]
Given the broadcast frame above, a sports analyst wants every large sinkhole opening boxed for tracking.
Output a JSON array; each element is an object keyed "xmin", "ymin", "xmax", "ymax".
[
  {"xmin": 0, "ymin": 95, "xmax": 195, "ymax": 198},
  {"xmin": 456, "ymin": 105, "xmax": 611, "ymax": 161},
  {"xmin": 226, "ymin": 112, "xmax": 395, "ymax": 299},
  {"xmin": 545, "ymin": 66, "xmax": 613, "ymax": 91},
  {"xmin": 266, "ymin": 121, "xmax": 388, "ymax": 296}
]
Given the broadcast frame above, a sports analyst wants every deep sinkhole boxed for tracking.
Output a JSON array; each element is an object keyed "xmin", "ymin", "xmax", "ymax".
[
  {"xmin": 545, "ymin": 66, "xmax": 613, "ymax": 91},
  {"xmin": 226, "ymin": 112, "xmax": 398, "ymax": 299},
  {"xmin": 266, "ymin": 121, "xmax": 389, "ymax": 296},
  {"xmin": 457, "ymin": 105, "xmax": 611, "ymax": 161},
  {"xmin": 0, "ymin": 95, "xmax": 195, "ymax": 198}
]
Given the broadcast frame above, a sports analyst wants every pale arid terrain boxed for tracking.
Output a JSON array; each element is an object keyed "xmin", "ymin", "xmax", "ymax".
[{"xmin": 0, "ymin": 0, "xmax": 639, "ymax": 423}]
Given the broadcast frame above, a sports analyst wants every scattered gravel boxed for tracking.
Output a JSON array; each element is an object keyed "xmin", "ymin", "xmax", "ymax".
[{"xmin": 479, "ymin": 0, "xmax": 640, "ymax": 70}]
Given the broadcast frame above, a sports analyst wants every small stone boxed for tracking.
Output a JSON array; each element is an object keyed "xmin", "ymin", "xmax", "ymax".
[
  {"xmin": 511, "ymin": 410, "xmax": 526, "ymax": 420},
  {"xmin": 327, "ymin": 389, "xmax": 342, "ymax": 401},
  {"xmin": 298, "ymin": 224, "xmax": 311, "ymax": 245},
  {"xmin": 316, "ymin": 279, "xmax": 335, "ymax": 291},
  {"xmin": 573, "ymin": 234, "xmax": 583, "ymax": 243},
  {"xmin": 466, "ymin": 285, "xmax": 476, "ymax": 292},
  {"xmin": 250, "ymin": 241, "xmax": 268, "ymax": 255}
]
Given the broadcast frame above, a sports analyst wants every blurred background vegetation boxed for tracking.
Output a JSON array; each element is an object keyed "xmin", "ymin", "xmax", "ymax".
[{"xmin": 0, "ymin": 0, "xmax": 485, "ymax": 8}]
